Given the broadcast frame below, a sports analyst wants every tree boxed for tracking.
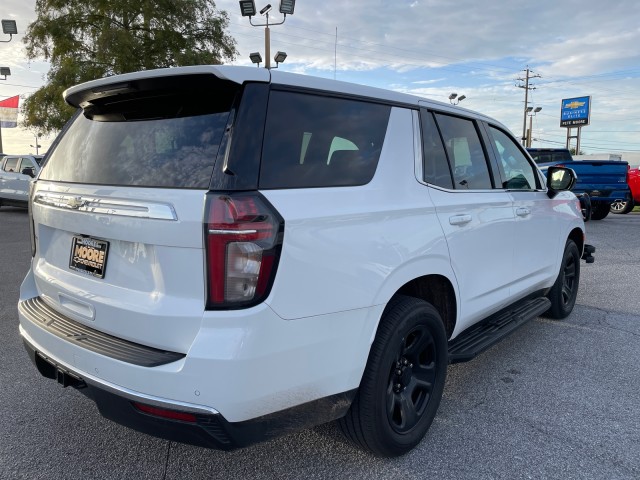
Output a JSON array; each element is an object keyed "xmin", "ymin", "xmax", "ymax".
[
  {"xmin": 569, "ymin": 147, "xmax": 585, "ymax": 156},
  {"xmin": 22, "ymin": 0, "xmax": 238, "ymax": 134}
]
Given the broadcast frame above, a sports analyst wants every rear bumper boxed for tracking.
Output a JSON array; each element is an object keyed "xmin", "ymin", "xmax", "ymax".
[
  {"xmin": 574, "ymin": 187, "xmax": 632, "ymax": 204},
  {"xmin": 21, "ymin": 332, "xmax": 355, "ymax": 450}
]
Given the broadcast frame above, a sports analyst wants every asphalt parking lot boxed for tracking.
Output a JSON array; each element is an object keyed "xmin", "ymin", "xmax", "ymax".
[{"xmin": 1, "ymin": 207, "xmax": 639, "ymax": 480}]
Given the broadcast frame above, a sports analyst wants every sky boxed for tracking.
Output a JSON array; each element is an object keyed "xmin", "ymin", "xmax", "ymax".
[{"xmin": 2, "ymin": 0, "xmax": 640, "ymax": 164}]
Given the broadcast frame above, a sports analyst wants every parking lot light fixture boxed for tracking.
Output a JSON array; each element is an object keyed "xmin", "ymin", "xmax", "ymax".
[
  {"xmin": 279, "ymin": 0, "xmax": 296, "ymax": 14},
  {"xmin": 273, "ymin": 51, "xmax": 287, "ymax": 67},
  {"xmin": 239, "ymin": 0, "xmax": 257, "ymax": 17},
  {"xmin": 1, "ymin": 19, "xmax": 17, "ymax": 42},
  {"xmin": 249, "ymin": 52, "xmax": 262, "ymax": 67},
  {"xmin": 449, "ymin": 93, "xmax": 466, "ymax": 105},
  {"xmin": 0, "ymin": 66, "xmax": 11, "ymax": 80},
  {"xmin": 526, "ymin": 106, "xmax": 542, "ymax": 147}
]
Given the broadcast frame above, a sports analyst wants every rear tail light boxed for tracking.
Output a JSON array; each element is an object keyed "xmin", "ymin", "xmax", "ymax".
[
  {"xmin": 205, "ymin": 192, "xmax": 283, "ymax": 309},
  {"xmin": 28, "ymin": 182, "xmax": 36, "ymax": 257}
]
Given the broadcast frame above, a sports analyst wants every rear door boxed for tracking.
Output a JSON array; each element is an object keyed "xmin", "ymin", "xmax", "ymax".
[{"xmin": 29, "ymin": 73, "xmax": 240, "ymax": 353}]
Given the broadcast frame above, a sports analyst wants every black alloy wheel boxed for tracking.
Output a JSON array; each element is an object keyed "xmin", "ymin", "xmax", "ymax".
[
  {"xmin": 338, "ymin": 295, "xmax": 448, "ymax": 457},
  {"xmin": 386, "ymin": 324, "xmax": 437, "ymax": 434}
]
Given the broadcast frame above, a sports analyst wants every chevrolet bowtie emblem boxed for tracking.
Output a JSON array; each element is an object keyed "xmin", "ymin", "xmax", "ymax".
[
  {"xmin": 65, "ymin": 196, "xmax": 86, "ymax": 209},
  {"xmin": 564, "ymin": 101, "xmax": 586, "ymax": 109}
]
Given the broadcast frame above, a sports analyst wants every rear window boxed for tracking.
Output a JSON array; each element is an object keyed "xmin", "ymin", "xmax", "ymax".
[
  {"xmin": 40, "ymin": 76, "xmax": 237, "ymax": 189},
  {"xmin": 528, "ymin": 150, "xmax": 572, "ymax": 165},
  {"xmin": 259, "ymin": 91, "xmax": 391, "ymax": 189}
]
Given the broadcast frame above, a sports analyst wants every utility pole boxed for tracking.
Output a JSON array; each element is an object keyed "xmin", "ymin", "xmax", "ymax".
[{"xmin": 516, "ymin": 67, "xmax": 541, "ymax": 147}]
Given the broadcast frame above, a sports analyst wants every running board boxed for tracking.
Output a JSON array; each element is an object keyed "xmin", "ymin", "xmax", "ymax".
[{"xmin": 448, "ymin": 296, "xmax": 551, "ymax": 364}]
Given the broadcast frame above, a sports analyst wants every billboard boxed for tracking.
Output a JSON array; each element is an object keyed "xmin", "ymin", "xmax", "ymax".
[{"xmin": 560, "ymin": 96, "xmax": 591, "ymax": 127}]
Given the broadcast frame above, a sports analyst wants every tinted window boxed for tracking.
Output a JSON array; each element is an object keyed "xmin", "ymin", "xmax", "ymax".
[
  {"xmin": 434, "ymin": 114, "xmax": 492, "ymax": 190},
  {"xmin": 260, "ymin": 91, "xmax": 391, "ymax": 189},
  {"xmin": 3, "ymin": 158, "xmax": 18, "ymax": 172},
  {"xmin": 490, "ymin": 127, "xmax": 539, "ymax": 190},
  {"xmin": 528, "ymin": 150, "xmax": 572, "ymax": 164},
  {"xmin": 40, "ymin": 79, "xmax": 237, "ymax": 189},
  {"xmin": 19, "ymin": 158, "xmax": 37, "ymax": 170},
  {"xmin": 421, "ymin": 110, "xmax": 453, "ymax": 189}
]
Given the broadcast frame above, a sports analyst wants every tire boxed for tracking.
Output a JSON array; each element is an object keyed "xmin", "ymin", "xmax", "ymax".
[
  {"xmin": 610, "ymin": 200, "xmax": 634, "ymax": 215},
  {"xmin": 590, "ymin": 203, "xmax": 610, "ymax": 220},
  {"xmin": 338, "ymin": 295, "xmax": 448, "ymax": 457},
  {"xmin": 577, "ymin": 193, "xmax": 591, "ymax": 222},
  {"xmin": 545, "ymin": 240, "xmax": 580, "ymax": 319}
]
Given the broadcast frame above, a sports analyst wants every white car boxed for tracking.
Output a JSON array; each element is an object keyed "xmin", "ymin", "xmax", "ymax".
[
  {"xmin": 18, "ymin": 66, "xmax": 593, "ymax": 457},
  {"xmin": 0, "ymin": 155, "xmax": 42, "ymax": 207}
]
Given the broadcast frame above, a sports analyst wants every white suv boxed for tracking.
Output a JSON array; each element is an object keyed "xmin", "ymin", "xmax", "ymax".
[
  {"xmin": 18, "ymin": 66, "xmax": 593, "ymax": 457},
  {"xmin": 0, "ymin": 155, "xmax": 42, "ymax": 207}
]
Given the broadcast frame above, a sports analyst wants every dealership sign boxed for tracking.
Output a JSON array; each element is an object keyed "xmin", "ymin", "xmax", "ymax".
[{"xmin": 560, "ymin": 96, "xmax": 591, "ymax": 127}]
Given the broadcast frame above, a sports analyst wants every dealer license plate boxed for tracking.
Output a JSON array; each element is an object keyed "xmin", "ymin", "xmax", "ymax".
[{"xmin": 69, "ymin": 236, "xmax": 110, "ymax": 278}]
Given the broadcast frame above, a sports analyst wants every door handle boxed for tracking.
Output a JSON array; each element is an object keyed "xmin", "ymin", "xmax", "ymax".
[
  {"xmin": 449, "ymin": 214, "xmax": 472, "ymax": 226},
  {"xmin": 516, "ymin": 207, "xmax": 531, "ymax": 217}
]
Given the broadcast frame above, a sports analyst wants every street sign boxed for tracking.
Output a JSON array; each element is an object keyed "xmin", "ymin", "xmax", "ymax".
[{"xmin": 560, "ymin": 96, "xmax": 591, "ymax": 127}]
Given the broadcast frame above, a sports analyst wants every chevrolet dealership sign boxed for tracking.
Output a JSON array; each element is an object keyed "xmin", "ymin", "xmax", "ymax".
[{"xmin": 560, "ymin": 96, "xmax": 591, "ymax": 127}]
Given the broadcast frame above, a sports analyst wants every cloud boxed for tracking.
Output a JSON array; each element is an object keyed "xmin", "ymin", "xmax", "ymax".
[{"xmin": 3, "ymin": 0, "xmax": 640, "ymax": 154}]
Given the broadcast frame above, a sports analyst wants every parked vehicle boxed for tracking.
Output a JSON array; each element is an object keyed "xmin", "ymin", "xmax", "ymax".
[
  {"xmin": 527, "ymin": 148, "xmax": 631, "ymax": 220},
  {"xmin": 610, "ymin": 166, "xmax": 639, "ymax": 214},
  {"xmin": 0, "ymin": 155, "xmax": 42, "ymax": 208},
  {"xmin": 19, "ymin": 66, "xmax": 593, "ymax": 457}
]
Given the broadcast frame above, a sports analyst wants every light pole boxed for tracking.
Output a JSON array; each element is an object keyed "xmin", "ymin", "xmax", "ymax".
[
  {"xmin": 449, "ymin": 93, "xmax": 466, "ymax": 106},
  {"xmin": 526, "ymin": 106, "xmax": 542, "ymax": 148},
  {"xmin": 30, "ymin": 135, "xmax": 42, "ymax": 155},
  {"xmin": 0, "ymin": 67, "xmax": 11, "ymax": 153},
  {"xmin": 239, "ymin": 1, "xmax": 295, "ymax": 69}
]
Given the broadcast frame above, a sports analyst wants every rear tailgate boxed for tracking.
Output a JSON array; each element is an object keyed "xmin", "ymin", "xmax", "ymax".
[
  {"xmin": 25, "ymin": 70, "xmax": 246, "ymax": 353},
  {"xmin": 569, "ymin": 161, "xmax": 630, "ymax": 200},
  {"xmin": 31, "ymin": 185, "xmax": 207, "ymax": 352}
]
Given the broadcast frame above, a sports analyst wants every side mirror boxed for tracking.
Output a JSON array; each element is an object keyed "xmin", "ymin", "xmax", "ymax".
[
  {"xmin": 21, "ymin": 167, "xmax": 36, "ymax": 178},
  {"xmin": 546, "ymin": 166, "xmax": 576, "ymax": 197}
]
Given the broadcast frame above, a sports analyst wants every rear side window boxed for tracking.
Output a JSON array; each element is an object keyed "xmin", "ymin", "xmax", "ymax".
[
  {"xmin": 3, "ymin": 158, "xmax": 18, "ymax": 172},
  {"xmin": 40, "ymin": 76, "xmax": 237, "ymax": 188},
  {"xmin": 420, "ymin": 110, "xmax": 453, "ymax": 189},
  {"xmin": 259, "ymin": 91, "xmax": 391, "ymax": 189},
  {"xmin": 434, "ymin": 113, "xmax": 493, "ymax": 190}
]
